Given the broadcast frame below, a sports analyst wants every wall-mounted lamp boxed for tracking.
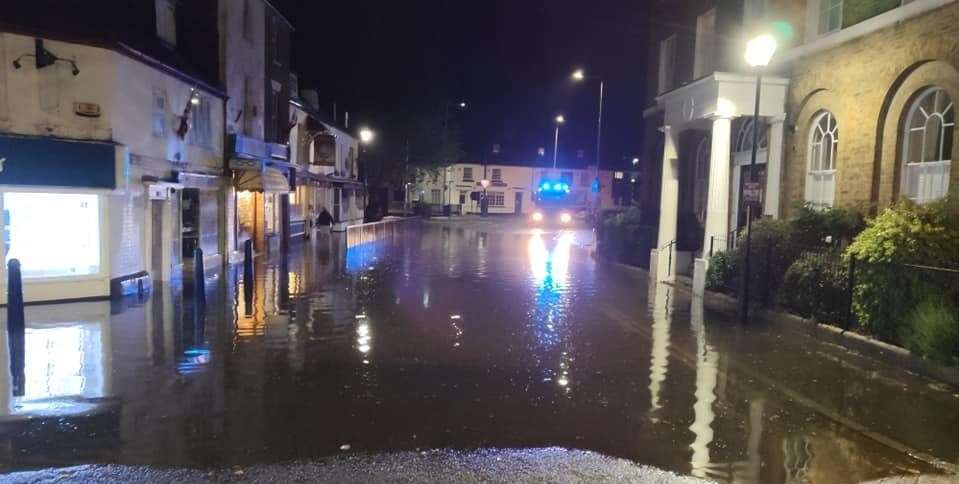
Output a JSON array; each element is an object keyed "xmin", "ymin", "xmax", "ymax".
[{"xmin": 11, "ymin": 39, "xmax": 80, "ymax": 76}]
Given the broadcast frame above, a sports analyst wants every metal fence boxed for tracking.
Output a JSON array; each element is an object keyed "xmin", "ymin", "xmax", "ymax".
[{"xmin": 345, "ymin": 217, "xmax": 416, "ymax": 248}]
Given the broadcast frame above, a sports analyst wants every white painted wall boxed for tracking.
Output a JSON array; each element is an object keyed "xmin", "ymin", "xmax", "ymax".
[{"xmin": 220, "ymin": 0, "xmax": 265, "ymax": 140}]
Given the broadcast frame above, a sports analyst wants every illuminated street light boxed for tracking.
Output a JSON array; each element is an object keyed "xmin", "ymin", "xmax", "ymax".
[
  {"xmin": 359, "ymin": 127, "xmax": 375, "ymax": 144},
  {"xmin": 459, "ymin": 101, "xmax": 467, "ymax": 108},
  {"xmin": 740, "ymin": 33, "xmax": 778, "ymax": 324},
  {"xmin": 553, "ymin": 115, "xmax": 565, "ymax": 169},
  {"xmin": 632, "ymin": 157, "xmax": 639, "ymax": 165},
  {"xmin": 744, "ymin": 34, "xmax": 777, "ymax": 67},
  {"xmin": 569, "ymin": 68, "xmax": 606, "ymax": 170}
]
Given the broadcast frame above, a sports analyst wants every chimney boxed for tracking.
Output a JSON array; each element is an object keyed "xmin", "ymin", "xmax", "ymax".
[{"xmin": 301, "ymin": 90, "xmax": 320, "ymax": 111}]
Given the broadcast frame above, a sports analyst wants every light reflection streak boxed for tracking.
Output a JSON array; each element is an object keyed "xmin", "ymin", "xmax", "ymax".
[
  {"xmin": 648, "ymin": 283, "xmax": 672, "ymax": 417},
  {"xmin": 528, "ymin": 231, "xmax": 575, "ymax": 390},
  {"xmin": 689, "ymin": 296, "xmax": 720, "ymax": 479}
]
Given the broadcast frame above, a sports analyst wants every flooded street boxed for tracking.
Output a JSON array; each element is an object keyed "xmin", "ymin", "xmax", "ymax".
[{"xmin": 2, "ymin": 219, "xmax": 958, "ymax": 483}]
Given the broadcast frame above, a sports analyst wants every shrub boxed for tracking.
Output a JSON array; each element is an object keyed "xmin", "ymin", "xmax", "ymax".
[
  {"xmin": 845, "ymin": 197, "xmax": 959, "ymax": 342},
  {"xmin": 705, "ymin": 250, "xmax": 738, "ymax": 292},
  {"xmin": 779, "ymin": 251, "xmax": 849, "ymax": 324},
  {"xmin": 792, "ymin": 203, "xmax": 865, "ymax": 247},
  {"xmin": 903, "ymin": 296, "xmax": 959, "ymax": 366},
  {"xmin": 735, "ymin": 217, "xmax": 797, "ymax": 302}
]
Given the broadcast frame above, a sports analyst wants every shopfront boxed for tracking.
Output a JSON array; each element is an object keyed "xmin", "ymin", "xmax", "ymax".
[
  {"xmin": 231, "ymin": 158, "xmax": 292, "ymax": 254},
  {"xmin": 0, "ymin": 134, "xmax": 124, "ymax": 304}
]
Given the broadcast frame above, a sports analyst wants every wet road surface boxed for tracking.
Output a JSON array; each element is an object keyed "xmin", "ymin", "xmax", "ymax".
[{"xmin": 2, "ymin": 219, "xmax": 958, "ymax": 483}]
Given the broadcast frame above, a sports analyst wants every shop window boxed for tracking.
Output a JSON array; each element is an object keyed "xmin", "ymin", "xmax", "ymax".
[
  {"xmin": 431, "ymin": 189, "xmax": 441, "ymax": 204},
  {"xmin": 487, "ymin": 191, "xmax": 505, "ymax": 207},
  {"xmin": 805, "ymin": 111, "xmax": 838, "ymax": 207},
  {"xmin": 902, "ymin": 87, "xmax": 954, "ymax": 204},
  {"xmin": 4, "ymin": 193, "xmax": 100, "ymax": 278}
]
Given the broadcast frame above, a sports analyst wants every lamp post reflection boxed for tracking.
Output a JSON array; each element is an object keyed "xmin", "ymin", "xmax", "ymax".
[
  {"xmin": 689, "ymin": 295, "xmax": 720, "ymax": 479},
  {"xmin": 648, "ymin": 283, "xmax": 673, "ymax": 418}
]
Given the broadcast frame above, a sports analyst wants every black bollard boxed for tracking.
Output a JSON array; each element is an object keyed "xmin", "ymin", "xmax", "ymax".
[
  {"xmin": 7, "ymin": 259, "xmax": 26, "ymax": 396},
  {"xmin": 193, "ymin": 246, "xmax": 205, "ymax": 304},
  {"xmin": 243, "ymin": 239, "xmax": 254, "ymax": 317}
]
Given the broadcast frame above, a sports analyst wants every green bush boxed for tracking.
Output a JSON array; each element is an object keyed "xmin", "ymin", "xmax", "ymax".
[
  {"xmin": 739, "ymin": 217, "xmax": 798, "ymax": 301},
  {"xmin": 903, "ymin": 296, "xmax": 959, "ymax": 366},
  {"xmin": 705, "ymin": 250, "xmax": 738, "ymax": 292},
  {"xmin": 791, "ymin": 203, "xmax": 865, "ymax": 248},
  {"xmin": 779, "ymin": 251, "xmax": 849, "ymax": 324},
  {"xmin": 845, "ymin": 197, "xmax": 959, "ymax": 342}
]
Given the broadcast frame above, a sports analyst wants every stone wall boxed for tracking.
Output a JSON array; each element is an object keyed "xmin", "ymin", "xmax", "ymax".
[{"xmin": 781, "ymin": 2, "xmax": 959, "ymax": 217}]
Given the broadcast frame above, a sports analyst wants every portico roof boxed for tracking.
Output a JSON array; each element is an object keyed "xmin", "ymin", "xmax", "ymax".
[{"xmin": 656, "ymin": 72, "xmax": 789, "ymax": 128}]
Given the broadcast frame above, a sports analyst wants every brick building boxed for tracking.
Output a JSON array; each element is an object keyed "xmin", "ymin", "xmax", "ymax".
[{"xmin": 642, "ymin": 0, "xmax": 959, "ymax": 292}]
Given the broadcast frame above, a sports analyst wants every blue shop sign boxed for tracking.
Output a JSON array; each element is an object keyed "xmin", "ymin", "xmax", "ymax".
[{"xmin": 0, "ymin": 134, "xmax": 117, "ymax": 189}]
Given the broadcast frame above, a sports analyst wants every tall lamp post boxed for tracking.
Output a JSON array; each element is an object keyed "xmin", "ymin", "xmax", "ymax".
[
  {"xmin": 571, "ymin": 69, "xmax": 605, "ymax": 170},
  {"xmin": 553, "ymin": 114, "xmax": 565, "ymax": 169},
  {"xmin": 479, "ymin": 178, "xmax": 490, "ymax": 217},
  {"xmin": 442, "ymin": 101, "xmax": 467, "ymax": 209},
  {"xmin": 740, "ymin": 34, "xmax": 777, "ymax": 324}
]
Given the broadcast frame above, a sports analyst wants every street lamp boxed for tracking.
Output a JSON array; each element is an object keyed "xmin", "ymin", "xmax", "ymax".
[
  {"xmin": 740, "ymin": 33, "xmax": 777, "ymax": 324},
  {"xmin": 632, "ymin": 157, "xmax": 639, "ymax": 165},
  {"xmin": 571, "ymin": 69, "xmax": 606, "ymax": 170},
  {"xmin": 553, "ymin": 114, "xmax": 565, "ymax": 169},
  {"xmin": 359, "ymin": 127, "xmax": 375, "ymax": 144},
  {"xmin": 479, "ymin": 178, "xmax": 490, "ymax": 217}
]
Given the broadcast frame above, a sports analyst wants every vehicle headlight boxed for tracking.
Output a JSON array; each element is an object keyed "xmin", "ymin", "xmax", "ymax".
[
  {"xmin": 532, "ymin": 212, "xmax": 544, "ymax": 222},
  {"xmin": 560, "ymin": 213, "xmax": 572, "ymax": 224}
]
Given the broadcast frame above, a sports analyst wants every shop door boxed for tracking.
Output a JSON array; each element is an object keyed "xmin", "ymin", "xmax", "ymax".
[
  {"xmin": 737, "ymin": 164, "xmax": 766, "ymax": 232},
  {"xmin": 181, "ymin": 188, "xmax": 200, "ymax": 259},
  {"xmin": 151, "ymin": 200, "xmax": 164, "ymax": 278},
  {"xmin": 514, "ymin": 192, "xmax": 523, "ymax": 214}
]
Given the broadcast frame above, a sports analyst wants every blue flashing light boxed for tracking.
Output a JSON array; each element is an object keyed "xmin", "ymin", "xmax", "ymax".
[
  {"xmin": 540, "ymin": 182, "xmax": 551, "ymax": 191},
  {"xmin": 552, "ymin": 183, "xmax": 563, "ymax": 191}
]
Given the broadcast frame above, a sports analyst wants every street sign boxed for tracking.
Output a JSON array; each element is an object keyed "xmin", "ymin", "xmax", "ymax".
[{"xmin": 743, "ymin": 182, "xmax": 763, "ymax": 203}]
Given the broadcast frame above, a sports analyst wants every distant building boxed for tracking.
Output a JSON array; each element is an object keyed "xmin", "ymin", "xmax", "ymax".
[{"xmin": 410, "ymin": 162, "xmax": 619, "ymax": 216}]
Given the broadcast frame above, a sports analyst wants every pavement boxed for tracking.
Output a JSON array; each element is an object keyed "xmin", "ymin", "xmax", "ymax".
[{"xmin": 1, "ymin": 448, "xmax": 708, "ymax": 483}]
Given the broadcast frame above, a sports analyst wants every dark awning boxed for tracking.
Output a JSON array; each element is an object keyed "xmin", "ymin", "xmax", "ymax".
[{"xmin": 235, "ymin": 166, "xmax": 291, "ymax": 193}]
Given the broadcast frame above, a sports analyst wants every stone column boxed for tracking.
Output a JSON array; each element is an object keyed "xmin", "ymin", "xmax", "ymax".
[
  {"xmin": 702, "ymin": 116, "xmax": 733, "ymax": 255},
  {"xmin": 652, "ymin": 125, "xmax": 680, "ymax": 282},
  {"xmin": 693, "ymin": 116, "xmax": 732, "ymax": 295},
  {"xmin": 763, "ymin": 116, "xmax": 785, "ymax": 218}
]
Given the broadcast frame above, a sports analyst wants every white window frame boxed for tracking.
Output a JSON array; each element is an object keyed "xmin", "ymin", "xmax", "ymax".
[
  {"xmin": 901, "ymin": 87, "xmax": 954, "ymax": 204},
  {"xmin": 152, "ymin": 88, "xmax": 167, "ymax": 138},
  {"xmin": 818, "ymin": 0, "xmax": 843, "ymax": 35},
  {"xmin": 805, "ymin": 111, "xmax": 838, "ymax": 207},
  {"xmin": 156, "ymin": 0, "xmax": 177, "ymax": 46},
  {"xmin": 491, "ymin": 168, "xmax": 503, "ymax": 182},
  {"xmin": 487, "ymin": 191, "xmax": 505, "ymax": 207},
  {"xmin": 657, "ymin": 35, "xmax": 677, "ymax": 95},
  {"xmin": 693, "ymin": 8, "xmax": 717, "ymax": 79},
  {"xmin": 188, "ymin": 94, "xmax": 213, "ymax": 148},
  {"xmin": 462, "ymin": 166, "xmax": 474, "ymax": 181}
]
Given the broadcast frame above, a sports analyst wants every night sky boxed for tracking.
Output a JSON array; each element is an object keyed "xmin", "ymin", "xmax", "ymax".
[{"xmin": 273, "ymin": 0, "xmax": 650, "ymax": 169}]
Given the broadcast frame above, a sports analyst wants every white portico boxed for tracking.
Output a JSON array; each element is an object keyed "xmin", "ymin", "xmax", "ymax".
[{"xmin": 649, "ymin": 72, "xmax": 788, "ymax": 294}]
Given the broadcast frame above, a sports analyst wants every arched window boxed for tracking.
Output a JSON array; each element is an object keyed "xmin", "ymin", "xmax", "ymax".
[
  {"xmin": 693, "ymin": 136, "xmax": 711, "ymax": 224},
  {"xmin": 805, "ymin": 111, "xmax": 838, "ymax": 207},
  {"xmin": 902, "ymin": 87, "xmax": 954, "ymax": 204},
  {"xmin": 734, "ymin": 117, "xmax": 768, "ymax": 154}
]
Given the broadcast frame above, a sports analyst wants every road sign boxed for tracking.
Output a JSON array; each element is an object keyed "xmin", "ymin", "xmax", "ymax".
[{"xmin": 743, "ymin": 182, "xmax": 763, "ymax": 203}]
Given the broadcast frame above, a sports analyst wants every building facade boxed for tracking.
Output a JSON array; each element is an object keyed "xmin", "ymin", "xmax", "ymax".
[
  {"xmin": 0, "ymin": 4, "xmax": 226, "ymax": 303},
  {"xmin": 642, "ymin": 0, "xmax": 959, "ymax": 293},
  {"xmin": 221, "ymin": 0, "xmax": 295, "ymax": 257},
  {"xmin": 288, "ymin": 91, "xmax": 366, "ymax": 236}
]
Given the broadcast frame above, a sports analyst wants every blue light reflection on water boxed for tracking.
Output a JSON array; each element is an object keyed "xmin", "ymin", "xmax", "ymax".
[{"xmin": 345, "ymin": 241, "xmax": 385, "ymax": 274}]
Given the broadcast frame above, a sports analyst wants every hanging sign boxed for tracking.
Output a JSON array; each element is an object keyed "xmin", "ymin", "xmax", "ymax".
[{"xmin": 743, "ymin": 181, "xmax": 763, "ymax": 203}]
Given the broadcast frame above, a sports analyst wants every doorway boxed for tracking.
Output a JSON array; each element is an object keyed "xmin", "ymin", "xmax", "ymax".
[
  {"xmin": 181, "ymin": 188, "xmax": 200, "ymax": 259},
  {"xmin": 514, "ymin": 192, "xmax": 523, "ymax": 214}
]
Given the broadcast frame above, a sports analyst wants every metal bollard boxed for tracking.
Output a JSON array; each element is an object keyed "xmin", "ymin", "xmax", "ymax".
[
  {"xmin": 193, "ymin": 247, "xmax": 205, "ymax": 303},
  {"xmin": 7, "ymin": 259, "xmax": 26, "ymax": 396},
  {"xmin": 243, "ymin": 239, "xmax": 254, "ymax": 316}
]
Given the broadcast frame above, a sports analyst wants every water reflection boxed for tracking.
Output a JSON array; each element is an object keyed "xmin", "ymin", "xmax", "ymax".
[{"xmin": 0, "ymin": 224, "xmax": 956, "ymax": 482}]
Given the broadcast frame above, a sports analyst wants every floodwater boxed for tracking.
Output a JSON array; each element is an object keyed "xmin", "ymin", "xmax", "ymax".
[{"xmin": 2, "ymin": 220, "xmax": 958, "ymax": 483}]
